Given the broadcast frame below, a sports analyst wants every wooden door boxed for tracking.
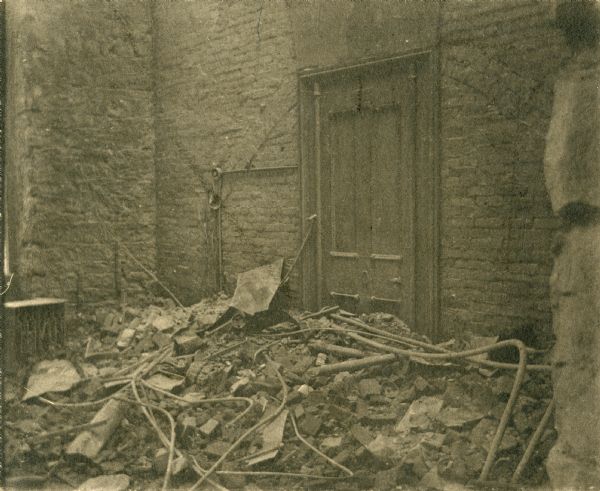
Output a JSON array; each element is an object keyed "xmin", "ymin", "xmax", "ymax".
[{"xmin": 301, "ymin": 54, "xmax": 438, "ymax": 336}]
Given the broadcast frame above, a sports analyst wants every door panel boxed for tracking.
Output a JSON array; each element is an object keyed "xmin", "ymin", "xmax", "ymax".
[
  {"xmin": 369, "ymin": 101, "xmax": 416, "ymax": 323},
  {"xmin": 329, "ymin": 112, "xmax": 357, "ymax": 253},
  {"xmin": 323, "ymin": 108, "xmax": 365, "ymax": 308},
  {"xmin": 354, "ymin": 112, "xmax": 373, "ymax": 261},
  {"xmin": 370, "ymin": 107, "xmax": 404, "ymax": 255}
]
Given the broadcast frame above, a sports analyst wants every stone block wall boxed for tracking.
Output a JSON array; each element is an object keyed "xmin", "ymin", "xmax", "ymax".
[
  {"xmin": 5, "ymin": 0, "xmax": 156, "ymax": 307},
  {"xmin": 543, "ymin": 2, "xmax": 600, "ymax": 481}
]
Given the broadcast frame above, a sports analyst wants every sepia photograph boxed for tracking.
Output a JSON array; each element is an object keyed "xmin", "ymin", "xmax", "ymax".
[{"xmin": 1, "ymin": 0, "xmax": 599, "ymax": 489}]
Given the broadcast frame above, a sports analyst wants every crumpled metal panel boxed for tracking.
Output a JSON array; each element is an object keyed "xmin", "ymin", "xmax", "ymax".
[{"xmin": 230, "ymin": 258, "xmax": 284, "ymax": 315}]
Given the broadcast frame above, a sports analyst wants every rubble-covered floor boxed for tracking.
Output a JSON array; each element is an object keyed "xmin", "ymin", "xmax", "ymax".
[{"xmin": 5, "ymin": 294, "xmax": 555, "ymax": 491}]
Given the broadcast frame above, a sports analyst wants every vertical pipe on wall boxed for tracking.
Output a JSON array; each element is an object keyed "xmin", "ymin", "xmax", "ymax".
[
  {"xmin": 76, "ymin": 267, "xmax": 81, "ymax": 315},
  {"xmin": 216, "ymin": 204, "xmax": 222, "ymax": 292},
  {"xmin": 298, "ymin": 79, "xmax": 308, "ymax": 309},
  {"xmin": 409, "ymin": 61, "xmax": 418, "ymax": 331},
  {"xmin": 313, "ymin": 82, "xmax": 322, "ymax": 308},
  {"xmin": 210, "ymin": 166, "xmax": 224, "ymax": 293},
  {"xmin": 114, "ymin": 240, "xmax": 121, "ymax": 303}
]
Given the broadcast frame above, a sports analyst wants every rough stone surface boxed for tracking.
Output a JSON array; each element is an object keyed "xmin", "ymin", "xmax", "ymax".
[
  {"xmin": 5, "ymin": 0, "xmax": 156, "ymax": 307},
  {"xmin": 0, "ymin": 2, "xmax": 4, "ymax": 285},
  {"xmin": 547, "ymin": 224, "xmax": 600, "ymax": 488},
  {"xmin": 544, "ymin": 4, "xmax": 600, "ymax": 484},
  {"xmin": 544, "ymin": 48, "xmax": 600, "ymax": 213},
  {"xmin": 77, "ymin": 474, "xmax": 130, "ymax": 491}
]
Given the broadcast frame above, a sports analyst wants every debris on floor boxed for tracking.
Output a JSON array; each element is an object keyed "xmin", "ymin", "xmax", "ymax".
[{"xmin": 5, "ymin": 292, "xmax": 556, "ymax": 490}]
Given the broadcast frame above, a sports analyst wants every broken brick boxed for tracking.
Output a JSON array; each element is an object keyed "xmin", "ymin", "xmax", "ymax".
[
  {"xmin": 361, "ymin": 413, "xmax": 397, "ymax": 425},
  {"xmin": 205, "ymin": 441, "xmax": 231, "ymax": 457},
  {"xmin": 436, "ymin": 406, "xmax": 485, "ymax": 430},
  {"xmin": 333, "ymin": 448, "xmax": 353, "ymax": 466},
  {"xmin": 320, "ymin": 436, "xmax": 343, "ymax": 452},
  {"xmin": 351, "ymin": 424, "xmax": 374, "ymax": 447},
  {"xmin": 230, "ymin": 376, "xmax": 251, "ymax": 395},
  {"xmin": 374, "ymin": 467, "xmax": 399, "ymax": 491},
  {"xmin": 198, "ymin": 418, "xmax": 220, "ymax": 437},
  {"xmin": 358, "ymin": 378, "xmax": 381, "ymax": 398},
  {"xmin": 297, "ymin": 384, "xmax": 313, "ymax": 397},
  {"xmin": 153, "ymin": 448, "xmax": 169, "ymax": 474},
  {"xmin": 355, "ymin": 399, "xmax": 369, "ymax": 418},
  {"xmin": 152, "ymin": 332, "xmax": 171, "ymax": 349},
  {"xmin": 413, "ymin": 375, "xmax": 432, "ymax": 394},
  {"xmin": 174, "ymin": 334, "xmax": 205, "ymax": 355},
  {"xmin": 153, "ymin": 316, "xmax": 175, "ymax": 332},
  {"xmin": 179, "ymin": 416, "xmax": 196, "ymax": 439},
  {"xmin": 299, "ymin": 414, "xmax": 322, "ymax": 436},
  {"xmin": 116, "ymin": 328, "xmax": 136, "ymax": 349}
]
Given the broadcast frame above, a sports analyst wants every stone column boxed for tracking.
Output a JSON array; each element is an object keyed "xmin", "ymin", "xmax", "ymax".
[{"xmin": 545, "ymin": 2, "xmax": 600, "ymax": 488}]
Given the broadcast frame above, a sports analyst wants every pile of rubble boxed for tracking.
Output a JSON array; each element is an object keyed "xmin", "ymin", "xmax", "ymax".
[{"xmin": 5, "ymin": 266, "xmax": 555, "ymax": 491}]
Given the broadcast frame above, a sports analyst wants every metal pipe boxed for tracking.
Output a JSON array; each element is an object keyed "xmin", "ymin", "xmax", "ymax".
[
  {"xmin": 281, "ymin": 214, "xmax": 316, "ymax": 286},
  {"xmin": 332, "ymin": 313, "xmax": 550, "ymax": 371},
  {"xmin": 344, "ymin": 329, "xmax": 528, "ymax": 482},
  {"xmin": 512, "ymin": 399, "xmax": 555, "ymax": 483},
  {"xmin": 327, "ymin": 313, "xmax": 529, "ymax": 482},
  {"xmin": 298, "ymin": 80, "xmax": 309, "ymax": 310},
  {"xmin": 298, "ymin": 50, "xmax": 430, "ymax": 79},
  {"xmin": 220, "ymin": 165, "xmax": 298, "ymax": 176},
  {"xmin": 216, "ymin": 205, "xmax": 223, "ymax": 292},
  {"xmin": 114, "ymin": 241, "xmax": 121, "ymax": 303},
  {"xmin": 480, "ymin": 342, "xmax": 527, "ymax": 482},
  {"xmin": 299, "ymin": 305, "xmax": 339, "ymax": 321},
  {"xmin": 314, "ymin": 82, "xmax": 323, "ymax": 308},
  {"xmin": 210, "ymin": 166, "xmax": 224, "ymax": 292}
]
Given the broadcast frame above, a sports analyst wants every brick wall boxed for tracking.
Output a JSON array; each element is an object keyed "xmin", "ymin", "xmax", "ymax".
[
  {"xmin": 152, "ymin": 0, "xmax": 567, "ymax": 337},
  {"xmin": 152, "ymin": 0, "xmax": 299, "ymax": 304},
  {"xmin": 439, "ymin": 1, "xmax": 570, "ymax": 335},
  {"xmin": 220, "ymin": 168, "xmax": 300, "ymax": 299},
  {"xmin": 5, "ymin": 0, "xmax": 156, "ymax": 308},
  {"xmin": 0, "ymin": 0, "xmax": 4, "ymax": 288},
  {"xmin": 5, "ymin": 0, "xmax": 567, "ymax": 336}
]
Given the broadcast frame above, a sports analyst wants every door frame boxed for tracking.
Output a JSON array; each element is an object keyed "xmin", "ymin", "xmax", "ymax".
[{"xmin": 298, "ymin": 51, "xmax": 441, "ymax": 340}]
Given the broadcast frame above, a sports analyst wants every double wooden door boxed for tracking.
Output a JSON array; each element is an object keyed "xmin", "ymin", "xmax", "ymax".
[{"xmin": 301, "ymin": 54, "xmax": 438, "ymax": 335}]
